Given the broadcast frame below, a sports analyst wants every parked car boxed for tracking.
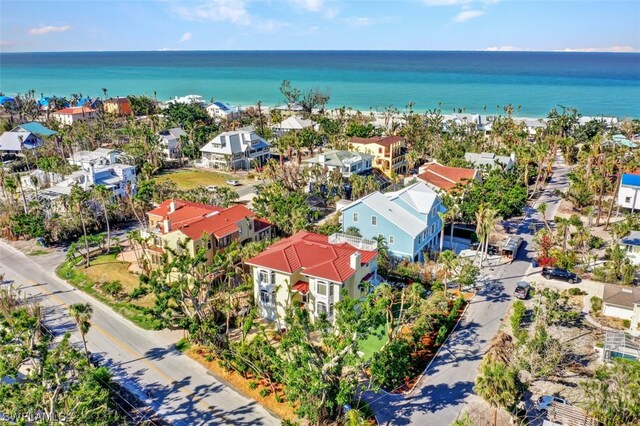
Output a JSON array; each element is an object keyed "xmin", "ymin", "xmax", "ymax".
[
  {"xmin": 536, "ymin": 395, "xmax": 569, "ymax": 412},
  {"xmin": 542, "ymin": 267, "xmax": 579, "ymax": 283},
  {"xmin": 514, "ymin": 281, "xmax": 530, "ymax": 299},
  {"xmin": 206, "ymin": 185, "xmax": 217, "ymax": 192},
  {"xmin": 226, "ymin": 179, "xmax": 241, "ymax": 186}
]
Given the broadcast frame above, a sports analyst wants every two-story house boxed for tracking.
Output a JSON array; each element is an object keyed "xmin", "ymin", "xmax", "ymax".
[
  {"xmin": 157, "ymin": 127, "xmax": 186, "ymax": 160},
  {"xmin": 198, "ymin": 130, "xmax": 270, "ymax": 170},
  {"xmin": 464, "ymin": 152, "xmax": 515, "ymax": 171},
  {"xmin": 303, "ymin": 150, "xmax": 374, "ymax": 178},
  {"xmin": 348, "ymin": 135, "xmax": 407, "ymax": 176},
  {"xmin": 341, "ymin": 182, "xmax": 446, "ymax": 262},
  {"xmin": 206, "ymin": 101, "xmax": 242, "ymax": 121},
  {"xmin": 103, "ymin": 97, "xmax": 133, "ymax": 116},
  {"xmin": 414, "ymin": 162, "xmax": 479, "ymax": 194},
  {"xmin": 143, "ymin": 200, "xmax": 272, "ymax": 267},
  {"xmin": 52, "ymin": 106, "xmax": 98, "ymax": 126},
  {"xmin": 246, "ymin": 231, "xmax": 378, "ymax": 324},
  {"xmin": 272, "ymin": 116, "xmax": 317, "ymax": 138},
  {"xmin": 618, "ymin": 172, "xmax": 640, "ymax": 212}
]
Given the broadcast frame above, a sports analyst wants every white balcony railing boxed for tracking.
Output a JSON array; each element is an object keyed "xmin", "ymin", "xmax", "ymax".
[{"xmin": 328, "ymin": 233, "xmax": 377, "ymax": 251}]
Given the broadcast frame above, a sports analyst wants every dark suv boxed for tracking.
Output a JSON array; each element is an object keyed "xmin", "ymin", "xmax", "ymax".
[{"xmin": 542, "ymin": 267, "xmax": 579, "ymax": 283}]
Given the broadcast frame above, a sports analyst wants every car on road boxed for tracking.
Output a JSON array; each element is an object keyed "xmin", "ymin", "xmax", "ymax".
[
  {"xmin": 469, "ymin": 242, "xmax": 500, "ymax": 255},
  {"xmin": 206, "ymin": 185, "xmax": 217, "ymax": 192},
  {"xmin": 542, "ymin": 267, "xmax": 579, "ymax": 283},
  {"xmin": 226, "ymin": 180, "xmax": 241, "ymax": 186},
  {"xmin": 514, "ymin": 281, "xmax": 530, "ymax": 299},
  {"xmin": 535, "ymin": 395, "xmax": 569, "ymax": 412}
]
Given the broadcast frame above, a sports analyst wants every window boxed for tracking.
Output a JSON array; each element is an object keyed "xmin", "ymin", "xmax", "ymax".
[
  {"xmin": 329, "ymin": 284, "xmax": 334, "ymax": 297},
  {"xmin": 626, "ymin": 197, "xmax": 632, "ymax": 203},
  {"xmin": 317, "ymin": 281, "xmax": 327, "ymax": 296},
  {"xmin": 371, "ymin": 216, "xmax": 377, "ymax": 226},
  {"xmin": 258, "ymin": 270, "xmax": 269, "ymax": 285},
  {"xmin": 207, "ymin": 239, "xmax": 212, "ymax": 250},
  {"xmin": 260, "ymin": 290, "xmax": 274, "ymax": 304},
  {"xmin": 317, "ymin": 302, "xmax": 327, "ymax": 316},
  {"xmin": 353, "ymin": 212, "xmax": 359, "ymax": 223},
  {"xmin": 301, "ymin": 293, "xmax": 308, "ymax": 303},
  {"xmin": 389, "ymin": 235, "xmax": 395, "ymax": 244},
  {"xmin": 378, "ymin": 147, "xmax": 383, "ymax": 154},
  {"xmin": 329, "ymin": 304, "xmax": 334, "ymax": 318}
]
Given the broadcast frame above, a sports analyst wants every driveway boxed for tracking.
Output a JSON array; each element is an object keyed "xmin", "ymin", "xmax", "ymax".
[
  {"xmin": 366, "ymin": 152, "xmax": 571, "ymax": 425},
  {"xmin": 0, "ymin": 242, "xmax": 279, "ymax": 426}
]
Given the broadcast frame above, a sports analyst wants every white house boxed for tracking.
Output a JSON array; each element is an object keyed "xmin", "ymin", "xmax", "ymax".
[
  {"xmin": 618, "ymin": 173, "xmax": 640, "ymax": 211},
  {"xmin": 602, "ymin": 285, "xmax": 640, "ymax": 328},
  {"xmin": 0, "ymin": 131, "xmax": 43, "ymax": 154},
  {"xmin": 198, "ymin": 130, "xmax": 270, "ymax": 170},
  {"xmin": 165, "ymin": 94, "xmax": 206, "ymax": 106},
  {"xmin": 464, "ymin": 152, "xmax": 515, "ymax": 171},
  {"xmin": 206, "ymin": 102, "xmax": 242, "ymax": 120},
  {"xmin": 619, "ymin": 231, "xmax": 640, "ymax": 266},
  {"xmin": 272, "ymin": 116, "xmax": 317, "ymax": 138},
  {"xmin": 303, "ymin": 150, "xmax": 374, "ymax": 178},
  {"xmin": 52, "ymin": 106, "xmax": 98, "ymax": 126},
  {"xmin": 68, "ymin": 148, "xmax": 120, "ymax": 170},
  {"xmin": 157, "ymin": 127, "xmax": 186, "ymax": 160}
]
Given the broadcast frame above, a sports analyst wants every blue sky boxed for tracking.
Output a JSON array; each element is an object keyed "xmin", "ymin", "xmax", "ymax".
[{"xmin": 1, "ymin": 0, "xmax": 639, "ymax": 52}]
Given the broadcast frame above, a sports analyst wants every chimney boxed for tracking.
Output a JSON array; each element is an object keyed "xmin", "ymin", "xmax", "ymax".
[
  {"xmin": 168, "ymin": 200, "xmax": 176, "ymax": 214},
  {"xmin": 163, "ymin": 219, "xmax": 171, "ymax": 234},
  {"xmin": 350, "ymin": 251, "xmax": 361, "ymax": 270},
  {"xmin": 319, "ymin": 154, "xmax": 326, "ymax": 163}
]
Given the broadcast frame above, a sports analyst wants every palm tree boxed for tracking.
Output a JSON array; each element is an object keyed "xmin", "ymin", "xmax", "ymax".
[
  {"xmin": 537, "ymin": 202, "xmax": 550, "ymax": 231},
  {"xmin": 93, "ymin": 184, "xmax": 113, "ymax": 253},
  {"xmin": 70, "ymin": 185, "xmax": 91, "ymax": 268},
  {"xmin": 69, "ymin": 303, "xmax": 93, "ymax": 360},
  {"xmin": 438, "ymin": 211, "xmax": 447, "ymax": 253},
  {"xmin": 474, "ymin": 359, "xmax": 520, "ymax": 426},
  {"xmin": 439, "ymin": 250, "xmax": 458, "ymax": 297}
]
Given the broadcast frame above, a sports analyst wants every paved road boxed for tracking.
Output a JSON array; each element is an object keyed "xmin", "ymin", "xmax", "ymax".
[
  {"xmin": 0, "ymin": 243, "xmax": 279, "ymax": 426},
  {"xmin": 367, "ymin": 153, "xmax": 570, "ymax": 425}
]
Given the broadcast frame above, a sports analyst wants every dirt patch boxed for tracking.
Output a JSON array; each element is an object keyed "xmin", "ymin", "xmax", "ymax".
[{"xmin": 592, "ymin": 313, "xmax": 628, "ymax": 330}]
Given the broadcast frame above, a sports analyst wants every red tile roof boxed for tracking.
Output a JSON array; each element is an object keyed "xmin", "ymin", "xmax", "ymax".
[
  {"xmin": 349, "ymin": 135, "xmax": 405, "ymax": 148},
  {"xmin": 177, "ymin": 204, "xmax": 266, "ymax": 240},
  {"xmin": 245, "ymin": 231, "xmax": 377, "ymax": 283},
  {"xmin": 148, "ymin": 199, "xmax": 223, "ymax": 232},
  {"xmin": 417, "ymin": 163, "xmax": 476, "ymax": 192},
  {"xmin": 292, "ymin": 280, "xmax": 309, "ymax": 295},
  {"xmin": 54, "ymin": 106, "xmax": 97, "ymax": 115}
]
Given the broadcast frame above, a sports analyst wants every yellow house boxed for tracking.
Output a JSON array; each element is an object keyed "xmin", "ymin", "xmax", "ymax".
[
  {"xmin": 246, "ymin": 231, "xmax": 378, "ymax": 325},
  {"xmin": 143, "ymin": 199, "xmax": 272, "ymax": 267},
  {"xmin": 349, "ymin": 135, "xmax": 407, "ymax": 176}
]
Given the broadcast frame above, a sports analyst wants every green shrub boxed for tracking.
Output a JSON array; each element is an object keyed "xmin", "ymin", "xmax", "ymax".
[
  {"xmin": 435, "ymin": 325, "xmax": 449, "ymax": 346},
  {"xmin": 249, "ymin": 381, "xmax": 258, "ymax": 390},
  {"xmin": 431, "ymin": 281, "xmax": 444, "ymax": 292},
  {"xmin": 623, "ymin": 319, "xmax": 631, "ymax": 328},
  {"xmin": 102, "ymin": 281, "xmax": 123, "ymax": 298},
  {"xmin": 567, "ymin": 287, "xmax": 586, "ymax": 296},
  {"xmin": 259, "ymin": 388, "xmax": 270, "ymax": 397},
  {"xmin": 175, "ymin": 338, "xmax": 191, "ymax": 353},
  {"xmin": 369, "ymin": 339, "xmax": 412, "ymax": 390},
  {"xmin": 130, "ymin": 285, "xmax": 149, "ymax": 299},
  {"xmin": 590, "ymin": 296, "xmax": 603, "ymax": 314},
  {"xmin": 510, "ymin": 300, "xmax": 526, "ymax": 333}
]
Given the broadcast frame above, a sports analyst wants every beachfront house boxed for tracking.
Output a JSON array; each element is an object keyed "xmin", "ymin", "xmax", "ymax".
[
  {"xmin": 303, "ymin": 150, "xmax": 374, "ymax": 179},
  {"xmin": 197, "ymin": 130, "xmax": 270, "ymax": 170},
  {"xmin": 52, "ymin": 106, "xmax": 98, "ymax": 126},
  {"xmin": 142, "ymin": 200, "xmax": 272, "ymax": 268},
  {"xmin": 413, "ymin": 162, "xmax": 479, "ymax": 194},
  {"xmin": 341, "ymin": 182, "xmax": 446, "ymax": 262},
  {"xmin": 617, "ymin": 173, "xmax": 640, "ymax": 211},
  {"xmin": 157, "ymin": 127, "xmax": 186, "ymax": 160},
  {"xmin": 464, "ymin": 152, "xmax": 515, "ymax": 171},
  {"xmin": 166, "ymin": 94, "xmax": 206, "ymax": 106},
  {"xmin": 246, "ymin": 231, "xmax": 378, "ymax": 324},
  {"xmin": 348, "ymin": 135, "xmax": 407, "ymax": 177},
  {"xmin": 272, "ymin": 116, "xmax": 317, "ymax": 138},
  {"xmin": 206, "ymin": 101, "xmax": 242, "ymax": 120},
  {"xmin": 103, "ymin": 97, "xmax": 133, "ymax": 116}
]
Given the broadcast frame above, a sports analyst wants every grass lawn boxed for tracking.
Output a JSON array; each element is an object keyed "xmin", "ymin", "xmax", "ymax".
[
  {"xmin": 57, "ymin": 252, "xmax": 162, "ymax": 330},
  {"xmin": 156, "ymin": 168, "xmax": 241, "ymax": 190},
  {"xmin": 359, "ymin": 324, "xmax": 389, "ymax": 360}
]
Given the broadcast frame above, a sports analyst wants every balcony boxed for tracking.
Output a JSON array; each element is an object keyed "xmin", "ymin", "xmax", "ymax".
[{"xmin": 329, "ymin": 233, "xmax": 377, "ymax": 251}]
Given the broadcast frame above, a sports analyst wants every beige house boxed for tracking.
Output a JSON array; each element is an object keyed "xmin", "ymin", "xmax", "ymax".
[
  {"xmin": 143, "ymin": 199, "xmax": 272, "ymax": 267},
  {"xmin": 349, "ymin": 135, "xmax": 407, "ymax": 176},
  {"xmin": 246, "ymin": 231, "xmax": 378, "ymax": 325},
  {"xmin": 52, "ymin": 106, "xmax": 98, "ymax": 126}
]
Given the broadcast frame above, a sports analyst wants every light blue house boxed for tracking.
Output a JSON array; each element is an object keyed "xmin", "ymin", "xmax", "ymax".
[{"xmin": 341, "ymin": 182, "xmax": 446, "ymax": 262}]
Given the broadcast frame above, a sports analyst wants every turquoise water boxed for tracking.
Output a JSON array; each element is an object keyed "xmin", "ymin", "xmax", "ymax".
[{"xmin": 1, "ymin": 51, "xmax": 639, "ymax": 118}]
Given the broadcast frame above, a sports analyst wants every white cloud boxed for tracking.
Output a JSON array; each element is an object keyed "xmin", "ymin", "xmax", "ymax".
[
  {"xmin": 178, "ymin": 32, "xmax": 192, "ymax": 43},
  {"xmin": 484, "ymin": 46, "xmax": 526, "ymax": 51},
  {"xmin": 453, "ymin": 10, "xmax": 485, "ymax": 23},
  {"xmin": 560, "ymin": 45, "xmax": 637, "ymax": 53},
  {"xmin": 424, "ymin": 0, "xmax": 471, "ymax": 5},
  {"xmin": 288, "ymin": 0, "xmax": 324, "ymax": 12},
  {"xmin": 173, "ymin": 0, "xmax": 249, "ymax": 24},
  {"xmin": 29, "ymin": 25, "xmax": 71, "ymax": 36}
]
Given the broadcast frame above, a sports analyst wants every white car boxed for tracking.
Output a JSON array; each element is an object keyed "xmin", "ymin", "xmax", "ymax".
[
  {"xmin": 536, "ymin": 395, "xmax": 569, "ymax": 412},
  {"xmin": 226, "ymin": 180, "xmax": 241, "ymax": 186},
  {"xmin": 206, "ymin": 185, "xmax": 217, "ymax": 192}
]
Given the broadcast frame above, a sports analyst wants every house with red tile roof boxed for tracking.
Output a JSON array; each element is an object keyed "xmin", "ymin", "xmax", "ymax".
[
  {"xmin": 52, "ymin": 106, "xmax": 98, "ymax": 126},
  {"xmin": 415, "ymin": 162, "xmax": 479, "ymax": 193},
  {"xmin": 348, "ymin": 135, "xmax": 407, "ymax": 176},
  {"xmin": 143, "ymin": 199, "xmax": 272, "ymax": 267},
  {"xmin": 246, "ymin": 231, "xmax": 378, "ymax": 323}
]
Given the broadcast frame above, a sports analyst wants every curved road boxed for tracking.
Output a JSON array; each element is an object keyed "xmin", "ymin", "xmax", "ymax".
[
  {"xmin": 0, "ymin": 242, "xmax": 279, "ymax": 426},
  {"xmin": 366, "ymin": 153, "xmax": 570, "ymax": 425}
]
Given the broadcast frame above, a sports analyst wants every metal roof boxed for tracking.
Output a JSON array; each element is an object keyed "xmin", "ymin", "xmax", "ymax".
[{"xmin": 621, "ymin": 173, "xmax": 640, "ymax": 187}]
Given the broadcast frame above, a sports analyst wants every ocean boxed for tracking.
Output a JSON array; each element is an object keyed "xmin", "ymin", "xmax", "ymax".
[{"xmin": 1, "ymin": 50, "xmax": 639, "ymax": 118}]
